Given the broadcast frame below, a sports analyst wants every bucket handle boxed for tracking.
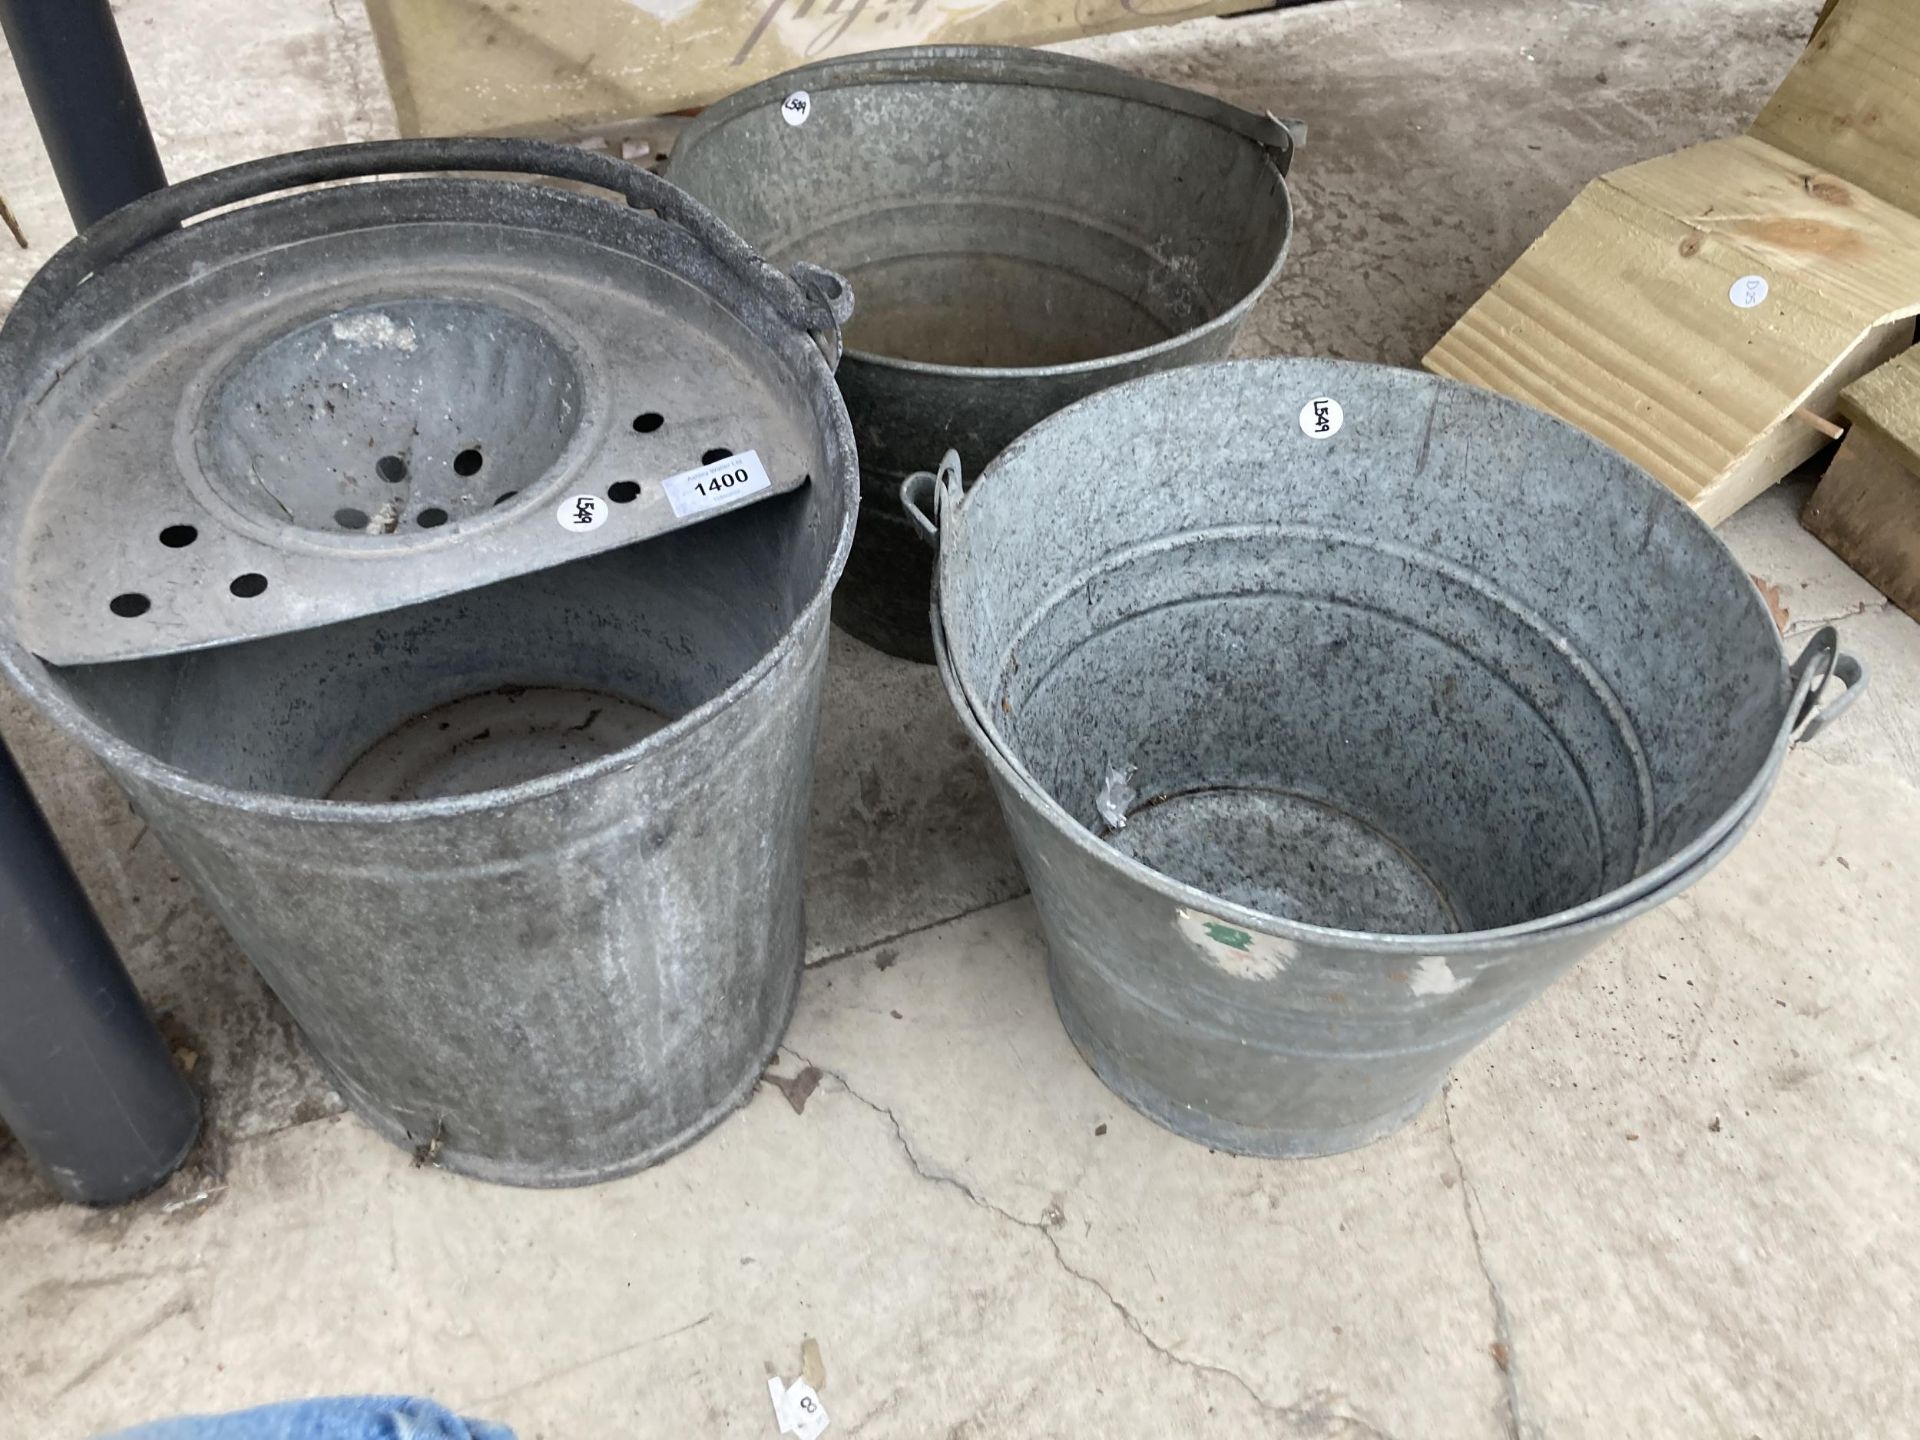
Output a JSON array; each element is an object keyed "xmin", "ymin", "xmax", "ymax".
[
  {"xmin": 1786, "ymin": 625, "xmax": 1867, "ymax": 745},
  {"xmin": 901, "ymin": 450, "xmax": 965, "ymax": 549},
  {"xmin": 9, "ymin": 138, "xmax": 852, "ymax": 367}
]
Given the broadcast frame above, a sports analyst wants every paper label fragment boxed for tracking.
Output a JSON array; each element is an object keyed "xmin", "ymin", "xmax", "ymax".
[
  {"xmin": 663, "ymin": 449, "xmax": 774, "ymax": 519},
  {"xmin": 769, "ymin": 1376, "xmax": 828, "ymax": 1438}
]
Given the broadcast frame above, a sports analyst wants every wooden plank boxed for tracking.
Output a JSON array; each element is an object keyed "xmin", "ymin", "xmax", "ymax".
[
  {"xmin": 1424, "ymin": 0, "xmax": 1920, "ymax": 525},
  {"xmin": 1752, "ymin": 0, "xmax": 1920, "ymax": 216},
  {"xmin": 1425, "ymin": 134, "xmax": 1920, "ymax": 521},
  {"xmin": 365, "ymin": 0, "xmax": 1265, "ymax": 138},
  {"xmin": 1802, "ymin": 421, "xmax": 1920, "ymax": 623},
  {"xmin": 1607, "ymin": 136, "xmax": 1920, "ymax": 323},
  {"xmin": 1423, "ymin": 143, "xmax": 1917, "ymax": 509}
]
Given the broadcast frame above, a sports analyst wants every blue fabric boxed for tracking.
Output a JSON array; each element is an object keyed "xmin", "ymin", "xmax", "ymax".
[{"xmin": 103, "ymin": 1396, "xmax": 515, "ymax": 1440}]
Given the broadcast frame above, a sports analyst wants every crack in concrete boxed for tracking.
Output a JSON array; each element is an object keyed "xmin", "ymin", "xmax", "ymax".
[
  {"xmin": 1442, "ymin": 1085, "xmax": 1524, "ymax": 1440},
  {"xmin": 325, "ymin": 0, "xmax": 383, "ymax": 137},
  {"xmin": 803, "ymin": 892, "xmax": 1028, "ymax": 973},
  {"xmin": 788, "ymin": 1049, "xmax": 1397, "ymax": 1440},
  {"xmin": 1783, "ymin": 598, "xmax": 1888, "ymax": 637}
]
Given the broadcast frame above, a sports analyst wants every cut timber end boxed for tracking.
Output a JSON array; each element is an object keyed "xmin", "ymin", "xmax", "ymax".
[
  {"xmin": 1837, "ymin": 344, "xmax": 1920, "ymax": 471},
  {"xmin": 1803, "ymin": 344, "xmax": 1920, "ymax": 622},
  {"xmin": 1803, "ymin": 425, "xmax": 1920, "ymax": 624}
]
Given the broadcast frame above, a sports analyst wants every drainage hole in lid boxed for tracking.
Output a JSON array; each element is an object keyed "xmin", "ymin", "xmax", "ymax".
[
  {"xmin": 632, "ymin": 412, "xmax": 664, "ymax": 433},
  {"xmin": 701, "ymin": 447, "xmax": 733, "ymax": 464},
  {"xmin": 334, "ymin": 507, "xmax": 370, "ymax": 530},
  {"xmin": 377, "ymin": 454, "xmax": 409, "ymax": 483},
  {"xmin": 452, "ymin": 448, "xmax": 483, "ymax": 477},
  {"xmin": 608, "ymin": 481, "xmax": 641, "ymax": 504},
  {"xmin": 229, "ymin": 573, "xmax": 268, "ymax": 599},
  {"xmin": 418, "ymin": 507, "xmax": 450, "ymax": 528},
  {"xmin": 493, "ymin": 491, "xmax": 518, "ymax": 506},
  {"xmin": 110, "ymin": 593, "xmax": 151, "ymax": 618},
  {"xmin": 159, "ymin": 524, "xmax": 198, "ymax": 548}
]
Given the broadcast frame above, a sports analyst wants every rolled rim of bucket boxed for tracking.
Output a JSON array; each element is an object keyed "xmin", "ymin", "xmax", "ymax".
[
  {"xmin": 0, "ymin": 139, "xmax": 861, "ymax": 822},
  {"xmin": 923, "ymin": 359, "xmax": 1864, "ymax": 955},
  {"xmin": 937, "ymin": 594, "xmax": 1829, "ymax": 945},
  {"xmin": 931, "ymin": 605, "xmax": 1774, "ymax": 953},
  {"xmin": 673, "ymin": 45, "xmax": 1297, "ymax": 382}
]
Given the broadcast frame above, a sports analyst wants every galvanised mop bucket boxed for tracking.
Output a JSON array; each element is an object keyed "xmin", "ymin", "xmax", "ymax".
[
  {"xmin": 672, "ymin": 46, "xmax": 1297, "ymax": 662},
  {"xmin": 911, "ymin": 360, "xmax": 1863, "ymax": 1157},
  {"xmin": 0, "ymin": 141, "xmax": 859, "ymax": 1186}
]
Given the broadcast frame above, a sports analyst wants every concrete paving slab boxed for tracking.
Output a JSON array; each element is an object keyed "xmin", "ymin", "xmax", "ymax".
[
  {"xmin": 0, "ymin": 901, "xmax": 1499, "ymax": 1440},
  {"xmin": 1447, "ymin": 753, "xmax": 1920, "ymax": 1437}
]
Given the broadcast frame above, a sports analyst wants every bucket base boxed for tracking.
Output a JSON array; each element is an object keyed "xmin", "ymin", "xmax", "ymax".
[
  {"xmin": 308, "ymin": 945, "xmax": 800, "ymax": 1188},
  {"xmin": 1049, "ymin": 960, "xmax": 1443, "ymax": 1159},
  {"xmin": 330, "ymin": 685, "xmax": 671, "ymax": 801},
  {"xmin": 1105, "ymin": 785, "xmax": 1461, "ymax": 935}
]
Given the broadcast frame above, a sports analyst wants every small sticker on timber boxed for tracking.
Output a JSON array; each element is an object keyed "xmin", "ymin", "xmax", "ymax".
[{"xmin": 1729, "ymin": 275, "xmax": 1770, "ymax": 309}]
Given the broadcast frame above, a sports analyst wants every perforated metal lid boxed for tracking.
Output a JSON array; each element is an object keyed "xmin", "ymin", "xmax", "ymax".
[{"xmin": 0, "ymin": 140, "xmax": 852, "ymax": 664}]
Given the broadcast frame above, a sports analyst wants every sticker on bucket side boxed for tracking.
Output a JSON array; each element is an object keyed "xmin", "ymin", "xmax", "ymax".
[
  {"xmin": 662, "ymin": 449, "xmax": 773, "ymax": 518},
  {"xmin": 1178, "ymin": 908, "xmax": 1297, "ymax": 980},
  {"xmin": 1409, "ymin": 955, "xmax": 1470, "ymax": 996},
  {"xmin": 782, "ymin": 91, "xmax": 813, "ymax": 126},
  {"xmin": 1729, "ymin": 274, "xmax": 1769, "ymax": 309},
  {"xmin": 1299, "ymin": 397, "xmax": 1344, "ymax": 439},
  {"xmin": 556, "ymin": 495, "xmax": 607, "ymax": 532}
]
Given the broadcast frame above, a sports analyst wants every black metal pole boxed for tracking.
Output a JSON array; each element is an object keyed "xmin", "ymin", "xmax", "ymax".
[
  {"xmin": 0, "ymin": 0, "xmax": 167, "ymax": 229},
  {"xmin": 0, "ymin": 758, "xmax": 201, "ymax": 1203},
  {"xmin": 0, "ymin": 0, "xmax": 198, "ymax": 1204}
]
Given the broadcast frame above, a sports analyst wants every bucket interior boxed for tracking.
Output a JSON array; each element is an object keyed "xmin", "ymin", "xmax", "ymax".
[
  {"xmin": 43, "ymin": 489, "xmax": 832, "ymax": 802},
  {"xmin": 671, "ymin": 63, "xmax": 1291, "ymax": 369},
  {"xmin": 942, "ymin": 363, "xmax": 1789, "ymax": 938}
]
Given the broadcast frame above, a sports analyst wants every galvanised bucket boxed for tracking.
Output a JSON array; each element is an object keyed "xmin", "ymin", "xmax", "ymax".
[
  {"xmin": 0, "ymin": 142, "xmax": 859, "ymax": 1186},
  {"xmin": 672, "ymin": 46, "xmax": 1297, "ymax": 662},
  {"xmin": 913, "ymin": 360, "xmax": 1863, "ymax": 1157}
]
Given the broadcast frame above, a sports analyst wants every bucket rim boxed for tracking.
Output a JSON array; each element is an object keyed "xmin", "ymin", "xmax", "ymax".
[
  {"xmin": 673, "ymin": 44, "xmax": 1296, "ymax": 384},
  {"xmin": 933, "ymin": 598, "xmax": 1772, "ymax": 958},
  {"xmin": 928, "ymin": 358, "xmax": 1799, "ymax": 953},
  {"xmin": 0, "ymin": 160, "xmax": 861, "ymax": 824}
]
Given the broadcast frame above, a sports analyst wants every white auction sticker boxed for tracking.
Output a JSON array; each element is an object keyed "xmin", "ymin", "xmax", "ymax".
[
  {"xmin": 1729, "ymin": 274, "xmax": 1769, "ymax": 309},
  {"xmin": 556, "ymin": 494, "xmax": 607, "ymax": 532},
  {"xmin": 663, "ymin": 449, "xmax": 773, "ymax": 518},
  {"xmin": 782, "ymin": 90, "xmax": 812, "ymax": 126},
  {"xmin": 768, "ymin": 1377, "xmax": 829, "ymax": 1439},
  {"xmin": 1298, "ymin": 396, "xmax": 1344, "ymax": 439}
]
